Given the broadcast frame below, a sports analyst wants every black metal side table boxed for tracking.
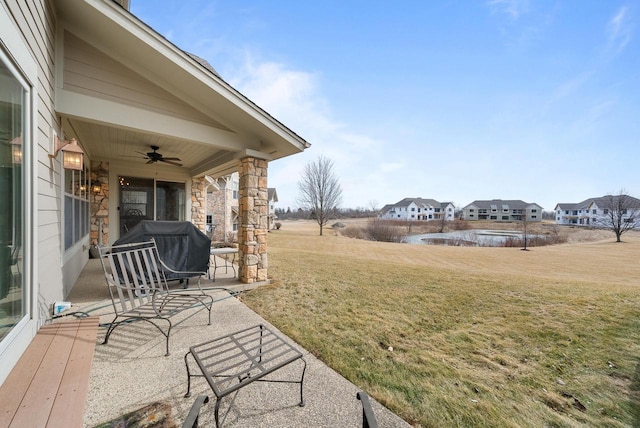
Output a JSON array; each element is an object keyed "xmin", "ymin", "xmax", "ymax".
[{"xmin": 184, "ymin": 324, "xmax": 307, "ymax": 427}]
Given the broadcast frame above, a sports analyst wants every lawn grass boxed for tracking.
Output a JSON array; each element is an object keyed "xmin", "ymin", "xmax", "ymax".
[{"xmin": 240, "ymin": 221, "xmax": 640, "ymax": 427}]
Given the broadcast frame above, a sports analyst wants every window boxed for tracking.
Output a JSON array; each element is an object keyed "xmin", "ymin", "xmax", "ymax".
[
  {"xmin": 63, "ymin": 167, "xmax": 89, "ymax": 250},
  {"xmin": 411, "ymin": 207, "xmax": 415, "ymax": 211},
  {"xmin": 206, "ymin": 215, "xmax": 213, "ymax": 225},
  {"xmin": 592, "ymin": 210, "xmax": 596, "ymax": 214},
  {"xmin": 0, "ymin": 51, "xmax": 27, "ymax": 343},
  {"xmin": 469, "ymin": 209, "xmax": 475, "ymax": 212},
  {"xmin": 604, "ymin": 209, "xmax": 609, "ymax": 215},
  {"xmin": 490, "ymin": 216, "xmax": 497, "ymax": 220},
  {"xmin": 502, "ymin": 216, "xmax": 509, "ymax": 220},
  {"xmin": 532, "ymin": 215, "xmax": 537, "ymax": 219},
  {"xmin": 531, "ymin": 209, "xmax": 537, "ymax": 213}
]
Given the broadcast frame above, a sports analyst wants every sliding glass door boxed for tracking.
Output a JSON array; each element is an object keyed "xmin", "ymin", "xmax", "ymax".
[
  {"xmin": 0, "ymin": 55, "xmax": 26, "ymax": 343},
  {"xmin": 119, "ymin": 176, "xmax": 185, "ymax": 235}
]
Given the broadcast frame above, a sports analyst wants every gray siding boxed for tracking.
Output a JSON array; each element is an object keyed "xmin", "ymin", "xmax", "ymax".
[{"xmin": 62, "ymin": 31, "xmax": 228, "ymax": 129}]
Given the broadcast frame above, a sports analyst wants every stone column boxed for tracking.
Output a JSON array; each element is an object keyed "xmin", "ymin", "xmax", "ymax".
[
  {"xmin": 237, "ymin": 157, "xmax": 269, "ymax": 284},
  {"xmin": 90, "ymin": 161, "xmax": 109, "ymax": 246},
  {"xmin": 191, "ymin": 177, "xmax": 207, "ymax": 233}
]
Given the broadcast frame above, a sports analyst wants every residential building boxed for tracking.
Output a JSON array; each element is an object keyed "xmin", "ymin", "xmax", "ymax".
[
  {"xmin": 379, "ymin": 198, "xmax": 455, "ymax": 221},
  {"xmin": 462, "ymin": 200, "xmax": 543, "ymax": 222},
  {"xmin": 0, "ymin": 0, "xmax": 308, "ymax": 385},
  {"xmin": 555, "ymin": 195, "xmax": 640, "ymax": 226},
  {"xmin": 268, "ymin": 188, "xmax": 279, "ymax": 230},
  {"xmin": 206, "ymin": 173, "xmax": 239, "ymax": 242}
]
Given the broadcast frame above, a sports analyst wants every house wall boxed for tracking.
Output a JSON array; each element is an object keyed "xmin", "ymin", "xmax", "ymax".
[
  {"xmin": 0, "ymin": 0, "xmax": 62, "ymax": 385},
  {"xmin": 206, "ymin": 174, "xmax": 239, "ymax": 242},
  {"xmin": 62, "ymin": 31, "xmax": 223, "ymax": 128}
]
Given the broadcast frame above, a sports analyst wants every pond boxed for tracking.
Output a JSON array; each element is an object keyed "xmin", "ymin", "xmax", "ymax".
[{"xmin": 403, "ymin": 230, "xmax": 527, "ymax": 246}]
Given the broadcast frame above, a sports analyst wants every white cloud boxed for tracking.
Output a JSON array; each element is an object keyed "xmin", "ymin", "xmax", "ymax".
[
  {"xmin": 380, "ymin": 162, "xmax": 404, "ymax": 173},
  {"xmin": 607, "ymin": 6, "xmax": 633, "ymax": 55},
  {"xmin": 487, "ymin": 0, "xmax": 529, "ymax": 20},
  {"xmin": 228, "ymin": 55, "xmax": 391, "ymax": 209}
]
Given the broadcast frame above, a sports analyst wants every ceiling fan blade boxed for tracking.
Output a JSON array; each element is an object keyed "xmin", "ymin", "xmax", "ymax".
[
  {"xmin": 160, "ymin": 159, "xmax": 183, "ymax": 166},
  {"xmin": 161, "ymin": 157, "xmax": 181, "ymax": 161},
  {"xmin": 146, "ymin": 159, "xmax": 155, "ymax": 164}
]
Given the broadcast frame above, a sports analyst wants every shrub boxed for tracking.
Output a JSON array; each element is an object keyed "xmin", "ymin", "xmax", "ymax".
[
  {"xmin": 342, "ymin": 226, "xmax": 367, "ymax": 240},
  {"xmin": 275, "ymin": 222, "xmax": 282, "ymax": 230},
  {"xmin": 451, "ymin": 219, "xmax": 471, "ymax": 230},
  {"xmin": 366, "ymin": 218, "xmax": 404, "ymax": 243}
]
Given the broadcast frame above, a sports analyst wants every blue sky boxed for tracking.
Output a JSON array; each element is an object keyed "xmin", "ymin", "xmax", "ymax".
[{"xmin": 132, "ymin": 1, "xmax": 639, "ymax": 211}]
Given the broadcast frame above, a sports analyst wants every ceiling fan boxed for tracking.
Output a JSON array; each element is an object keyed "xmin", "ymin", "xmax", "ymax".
[{"xmin": 136, "ymin": 145, "xmax": 182, "ymax": 167}]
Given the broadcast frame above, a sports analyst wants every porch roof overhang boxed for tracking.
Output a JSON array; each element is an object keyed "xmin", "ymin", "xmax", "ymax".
[{"xmin": 54, "ymin": 0, "xmax": 309, "ymax": 178}]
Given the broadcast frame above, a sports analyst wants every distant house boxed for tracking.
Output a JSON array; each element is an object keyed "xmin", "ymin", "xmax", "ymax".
[
  {"xmin": 206, "ymin": 172, "xmax": 239, "ymax": 242},
  {"xmin": 462, "ymin": 200, "xmax": 542, "ymax": 222},
  {"xmin": 268, "ymin": 188, "xmax": 278, "ymax": 229},
  {"xmin": 555, "ymin": 195, "xmax": 640, "ymax": 226},
  {"xmin": 379, "ymin": 198, "xmax": 455, "ymax": 221}
]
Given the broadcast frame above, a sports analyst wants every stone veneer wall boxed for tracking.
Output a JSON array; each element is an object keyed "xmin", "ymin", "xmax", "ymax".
[
  {"xmin": 191, "ymin": 177, "xmax": 207, "ymax": 233},
  {"xmin": 237, "ymin": 157, "xmax": 268, "ymax": 283},
  {"xmin": 90, "ymin": 161, "xmax": 109, "ymax": 246},
  {"xmin": 206, "ymin": 176, "xmax": 238, "ymax": 242}
]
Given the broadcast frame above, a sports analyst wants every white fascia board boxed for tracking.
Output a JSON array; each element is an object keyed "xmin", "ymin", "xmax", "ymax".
[
  {"xmin": 79, "ymin": 0, "xmax": 309, "ymax": 152},
  {"xmin": 191, "ymin": 148, "xmax": 273, "ymax": 178},
  {"xmin": 57, "ymin": 90, "xmax": 257, "ymax": 151}
]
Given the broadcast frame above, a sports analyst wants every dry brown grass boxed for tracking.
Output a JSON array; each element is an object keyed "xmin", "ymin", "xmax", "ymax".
[{"xmin": 241, "ymin": 220, "xmax": 640, "ymax": 427}]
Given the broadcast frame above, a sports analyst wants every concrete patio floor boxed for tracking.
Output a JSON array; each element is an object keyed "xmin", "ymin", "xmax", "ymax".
[{"xmin": 68, "ymin": 258, "xmax": 411, "ymax": 427}]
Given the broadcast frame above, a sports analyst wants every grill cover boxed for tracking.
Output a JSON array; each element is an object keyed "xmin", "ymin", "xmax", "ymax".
[{"xmin": 114, "ymin": 221, "xmax": 210, "ymax": 279}]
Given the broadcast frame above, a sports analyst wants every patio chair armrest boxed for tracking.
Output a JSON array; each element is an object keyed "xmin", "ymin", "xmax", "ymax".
[{"xmin": 157, "ymin": 258, "xmax": 206, "ymax": 278}]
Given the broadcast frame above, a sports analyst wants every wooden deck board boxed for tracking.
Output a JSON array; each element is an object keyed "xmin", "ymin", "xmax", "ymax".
[
  {"xmin": 48, "ymin": 318, "xmax": 99, "ymax": 428},
  {"xmin": 0, "ymin": 317, "xmax": 99, "ymax": 428}
]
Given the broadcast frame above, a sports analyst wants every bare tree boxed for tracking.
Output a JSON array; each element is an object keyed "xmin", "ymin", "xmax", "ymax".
[
  {"xmin": 594, "ymin": 190, "xmax": 640, "ymax": 242},
  {"xmin": 297, "ymin": 156, "xmax": 343, "ymax": 236},
  {"xmin": 367, "ymin": 200, "xmax": 379, "ymax": 218},
  {"xmin": 437, "ymin": 209, "xmax": 448, "ymax": 233}
]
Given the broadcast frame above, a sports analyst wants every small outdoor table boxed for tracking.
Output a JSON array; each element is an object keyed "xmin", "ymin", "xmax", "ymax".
[
  {"xmin": 184, "ymin": 324, "xmax": 307, "ymax": 427},
  {"xmin": 209, "ymin": 247, "xmax": 238, "ymax": 281}
]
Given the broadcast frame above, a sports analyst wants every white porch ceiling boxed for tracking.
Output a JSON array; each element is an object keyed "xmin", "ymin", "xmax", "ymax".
[{"xmin": 67, "ymin": 118, "xmax": 231, "ymax": 173}]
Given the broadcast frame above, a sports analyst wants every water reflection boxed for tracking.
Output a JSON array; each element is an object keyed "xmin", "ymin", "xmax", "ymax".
[{"xmin": 404, "ymin": 230, "xmax": 527, "ymax": 246}]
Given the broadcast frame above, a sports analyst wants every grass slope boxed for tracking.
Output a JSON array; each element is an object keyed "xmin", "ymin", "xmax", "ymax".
[{"xmin": 240, "ymin": 221, "xmax": 640, "ymax": 427}]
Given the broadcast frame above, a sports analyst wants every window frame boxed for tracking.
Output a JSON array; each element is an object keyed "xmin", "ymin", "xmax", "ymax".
[{"xmin": 0, "ymin": 7, "xmax": 37, "ymax": 365}]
